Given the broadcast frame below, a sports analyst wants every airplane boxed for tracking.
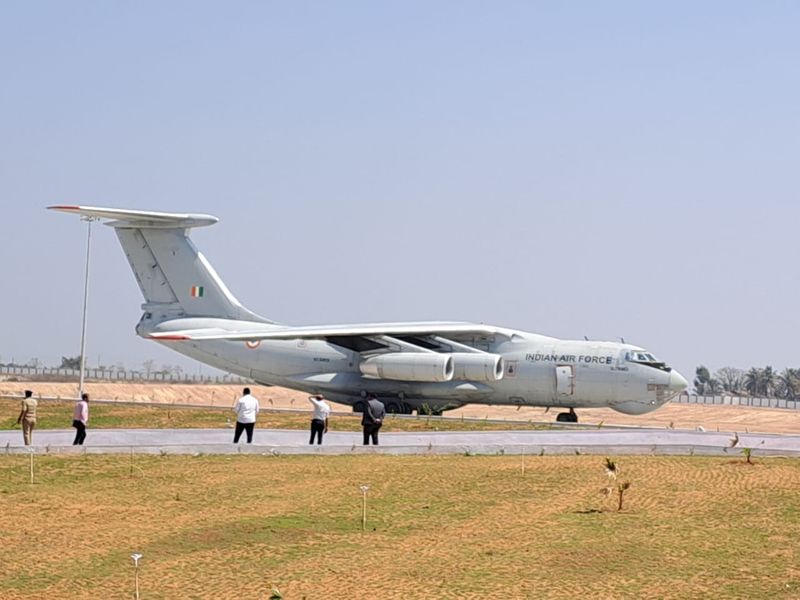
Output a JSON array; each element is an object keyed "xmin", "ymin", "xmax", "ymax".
[{"xmin": 49, "ymin": 205, "xmax": 688, "ymax": 422}]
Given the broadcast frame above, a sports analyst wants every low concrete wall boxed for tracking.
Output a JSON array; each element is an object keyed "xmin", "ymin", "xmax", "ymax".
[{"xmin": 673, "ymin": 393, "xmax": 798, "ymax": 410}]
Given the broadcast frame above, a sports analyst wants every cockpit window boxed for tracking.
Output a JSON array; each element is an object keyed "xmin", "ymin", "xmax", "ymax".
[
  {"xmin": 626, "ymin": 351, "xmax": 659, "ymax": 363},
  {"xmin": 625, "ymin": 350, "xmax": 670, "ymax": 371}
]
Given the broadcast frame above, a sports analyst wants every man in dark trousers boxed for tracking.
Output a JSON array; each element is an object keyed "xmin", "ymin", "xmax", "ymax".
[
  {"xmin": 233, "ymin": 387, "xmax": 260, "ymax": 444},
  {"xmin": 361, "ymin": 394, "xmax": 386, "ymax": 446},
  {"xmin": 72, "ymin": 393, "xmax": 89, "ymax": 445},
  {"xmin": 308, "ymin": 395, "xmax": 331, "ymax": 445}
]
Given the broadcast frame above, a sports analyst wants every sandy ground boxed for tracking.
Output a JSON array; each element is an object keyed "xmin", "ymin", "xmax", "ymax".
[{"xmin": 2, "ymin": 379, "xmax": 800, "ymax": 434}]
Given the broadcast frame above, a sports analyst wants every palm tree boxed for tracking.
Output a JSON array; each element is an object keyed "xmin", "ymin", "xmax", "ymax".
[
  {"xmin": 744, "ymin": 368, "xmax": 761, "ymax": 397},
  {"xmin": 776, "ymin": 368, "xmax": 800, "ymax": 400},
  {"xmin": 760, "ymin": 366, "xmax": 776, "ymax": 397}
]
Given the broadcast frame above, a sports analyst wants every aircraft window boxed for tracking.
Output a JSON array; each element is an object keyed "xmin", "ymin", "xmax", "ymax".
[
  {"xmin": 627, "ymin": 351, "xmax": 660, "ymax": 363},
  {"xmin": 625, "ymin": 349, "xmax": 669, "ymax": 371}
]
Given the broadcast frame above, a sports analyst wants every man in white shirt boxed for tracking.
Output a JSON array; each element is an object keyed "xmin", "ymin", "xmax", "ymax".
[
  {"xmin": 233, "ymin": 387, "xmax": 260, "ymax": 443},
  {"xmin": 308, "ymin": 395, "xmax": 331, "ymax": 445}
]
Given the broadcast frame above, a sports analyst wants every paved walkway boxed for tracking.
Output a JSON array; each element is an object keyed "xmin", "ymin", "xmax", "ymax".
[{"xmin": 2, "ymin": 427, "xmax": 800, "ymax": 456}]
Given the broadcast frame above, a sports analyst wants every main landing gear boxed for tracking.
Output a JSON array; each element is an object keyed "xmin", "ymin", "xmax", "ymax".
[
  {"xmin": 555, "ymin": 408, "xmax": 578, "ymax": 423},
  {"xmin": 385, "ymin": 399, "xmax": 414, "ymax": 415},
  {"xmin": 351, "ymin": 394, "xmax": 432, "ymax": 416}
]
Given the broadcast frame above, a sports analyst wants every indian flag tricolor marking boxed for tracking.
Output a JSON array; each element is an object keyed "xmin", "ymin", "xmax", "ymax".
[{"xmin": 190, "ymin": 286, "xmax": 204, "ymax": 298}]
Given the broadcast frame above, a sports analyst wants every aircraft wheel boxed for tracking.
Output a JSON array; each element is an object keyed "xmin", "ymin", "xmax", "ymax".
[
  {"xmin": 353, "ymin": 400, "xmax": 366, "ymax": 413},
  {"xmin": 385, "ymin": 400, "xmax": 404, "ymax": 414},
  {"xmin": 556, "ymin": 411, "xmax": 578, "ymax": 423}
]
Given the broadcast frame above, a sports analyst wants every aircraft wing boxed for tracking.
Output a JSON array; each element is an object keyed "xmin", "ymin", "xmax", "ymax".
[{"xmin": 147, "ymin": 322, "xmax": 512, "ymax": 342}]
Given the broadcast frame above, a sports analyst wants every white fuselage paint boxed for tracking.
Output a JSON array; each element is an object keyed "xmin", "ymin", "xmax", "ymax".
[{"xmin": 152, "ymin": 323, "xmax": 682, "ymax": 415}]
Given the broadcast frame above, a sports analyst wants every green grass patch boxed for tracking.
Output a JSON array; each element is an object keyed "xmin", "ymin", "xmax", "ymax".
[{"xmin": 0, "ymin": 398, "xmax": 543, "ymax": 432}]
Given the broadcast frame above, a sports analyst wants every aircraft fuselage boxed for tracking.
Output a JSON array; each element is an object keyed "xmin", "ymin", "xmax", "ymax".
[{"xmin": 146, "ymin": 319, "xmax": 685, "ymax": 416}]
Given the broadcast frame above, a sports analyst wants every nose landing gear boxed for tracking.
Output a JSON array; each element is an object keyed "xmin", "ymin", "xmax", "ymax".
[{"xmin": 555, "ymin": 408, "xmax": 578, "ymax": 423}]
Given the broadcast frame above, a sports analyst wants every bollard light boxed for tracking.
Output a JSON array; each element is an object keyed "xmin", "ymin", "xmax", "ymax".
[
  {"xmin": 29, "ymin": 447, "xmax": 35, "ymax": 484},
  {"xmin": 360, "ymin": 484, "xmax": 370, "ymax": 531},
  {"xmin": 131, "ymin": 553, "xmax": 143, "ymax": 600}
]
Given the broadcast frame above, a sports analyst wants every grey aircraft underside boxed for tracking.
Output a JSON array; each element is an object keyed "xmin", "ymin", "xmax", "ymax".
[{"xmin": 50, "ymin": 205, "xmax": 688, "ymax": 421}]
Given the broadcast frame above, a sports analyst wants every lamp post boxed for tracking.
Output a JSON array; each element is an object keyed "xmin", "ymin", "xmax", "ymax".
[{"xmin": 78, "ymin": 216, "xmax": 96, "ymax": 397}]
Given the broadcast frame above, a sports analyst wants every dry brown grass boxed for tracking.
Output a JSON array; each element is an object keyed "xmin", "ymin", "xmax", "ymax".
[{"xmin": 1, "ymin": 454, "xmax": 798, "ymax": 599}]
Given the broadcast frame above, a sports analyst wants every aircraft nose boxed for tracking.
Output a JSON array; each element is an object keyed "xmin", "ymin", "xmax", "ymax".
[{"xmin": 669, "ymin": 370, "xmax": 688, "ymax": 392}]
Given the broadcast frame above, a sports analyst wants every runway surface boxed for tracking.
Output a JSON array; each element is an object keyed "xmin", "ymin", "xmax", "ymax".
[{"xmin": 2, "ymin": 427, "xmax": 800, "ymax": 456}]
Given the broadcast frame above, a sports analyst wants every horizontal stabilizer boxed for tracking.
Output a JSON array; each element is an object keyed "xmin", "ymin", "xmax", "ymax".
[{"xmin": 47, "ymin": 205, "xmax": 218, "ymax": 228}]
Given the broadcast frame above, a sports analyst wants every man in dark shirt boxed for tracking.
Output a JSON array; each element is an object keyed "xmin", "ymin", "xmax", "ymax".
[{"xmin": 361, "ymin": 394, "xmax": 386, "ymax": 446}]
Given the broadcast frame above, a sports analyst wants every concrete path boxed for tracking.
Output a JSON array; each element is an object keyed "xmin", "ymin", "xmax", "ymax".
[{"xmin": 2, "ymin": 427, "xmax": 800, "ymax": 456}]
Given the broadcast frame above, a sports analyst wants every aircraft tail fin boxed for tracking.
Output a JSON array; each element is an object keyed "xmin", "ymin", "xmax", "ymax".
[{"xmin": 48, "ymin": 205, "xmax": 271, "ymax": 324}]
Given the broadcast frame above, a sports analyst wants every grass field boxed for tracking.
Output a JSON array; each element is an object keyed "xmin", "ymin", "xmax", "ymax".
[
  {"xmin": 0, "ymin": 398, "xmax": 545, "ymax": 433},
  {"xmin": 1, "ymin": 454, "xmax": 798, "ymax": 599}
]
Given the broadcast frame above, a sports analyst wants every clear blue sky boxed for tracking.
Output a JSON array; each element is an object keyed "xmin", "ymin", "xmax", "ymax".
[{"xmin": 1, "ymin": 2, "xmax": 798, "ymax": 381}]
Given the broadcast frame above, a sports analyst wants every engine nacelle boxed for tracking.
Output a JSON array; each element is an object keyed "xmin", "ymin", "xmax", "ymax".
[
  {"xmin": 451, "ymin": 353, "xmax": 504, "ymax": 382},
  {"xmin": 360, "ymin": 353, "xmax": 454, "ymax": 382}
]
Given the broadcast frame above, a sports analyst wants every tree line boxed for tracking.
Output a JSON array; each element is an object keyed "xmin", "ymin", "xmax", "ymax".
[{"xmin": 694, "ymin": 365, "xmax": 800, "ymax": 400}]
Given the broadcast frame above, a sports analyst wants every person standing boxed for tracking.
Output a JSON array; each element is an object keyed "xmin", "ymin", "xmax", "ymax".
[
  {"xmin": 308, "ymin": 395, "xmax": 331, "ymax": 445},
  {"xmin": 15, "ymin": 390, "xmax": 37, "ymax": 446},
  {"xmin": 233, "ymin": 387, "xmax": 260, "ymax": 444},
  {"xmin": 361, "ymin": 394, "xmax": 386, "ymax": 446},
  {"xmin": 73, "ymin": 393, "xmax": 89, "ymax": 445}
]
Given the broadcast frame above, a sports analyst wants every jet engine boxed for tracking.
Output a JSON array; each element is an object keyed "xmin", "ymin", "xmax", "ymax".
[
  {"xmin": 360, "ymin": 353, "xmax": 454, "ymax": 382},
  {"xmin": 451, "ymin": 353, "xmax": 504, "ymax": 382}
]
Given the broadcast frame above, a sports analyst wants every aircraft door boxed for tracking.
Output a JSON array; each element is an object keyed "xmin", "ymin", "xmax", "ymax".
[{"xmin": 556, "ymin": 365, "xmax": 574, "ymax": 396}]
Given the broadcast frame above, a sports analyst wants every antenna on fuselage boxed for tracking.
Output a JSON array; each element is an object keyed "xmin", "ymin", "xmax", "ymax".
[
  {"xmin": 619, "ymin": 336, "xmax": 625, "ymax": 344},
  {"xmin": 584, "ymin": 335, "xmax": 589, "ymax": 341}
]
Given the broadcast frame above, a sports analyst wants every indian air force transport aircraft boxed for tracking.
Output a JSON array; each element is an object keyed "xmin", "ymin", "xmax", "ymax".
[{"xmin": 50, "ymin": 206, "xmax": 688, "ymax": 421}]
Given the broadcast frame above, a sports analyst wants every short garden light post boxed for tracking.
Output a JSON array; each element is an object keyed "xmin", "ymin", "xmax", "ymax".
[
  {"xmin": 131, "ymin": 553, "xmax": 142, "ymax": 599},
  {"xmin": 360, "ymin": 484, "xmax": 369, "ymax": 531}
]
